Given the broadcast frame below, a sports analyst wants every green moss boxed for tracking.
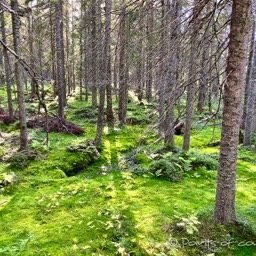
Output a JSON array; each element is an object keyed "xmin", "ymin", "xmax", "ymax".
[
  {"xmin": 134, "ymin": 153, "xmax": 152, "ymax": 166},
  {"xmin": 0, "ymin": 95, "xmax": 255, "ymax": 256}
]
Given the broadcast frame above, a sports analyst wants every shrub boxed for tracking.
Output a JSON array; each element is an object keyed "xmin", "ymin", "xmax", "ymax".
[
  {"xmin": 134, "ymin": 152, "xmax": 152, "ymax": 166},
  {"xmin": 8, "ymin": 150, "xmax": 37, "ymax": 169},
  {"xmin": 190, "ymin": 154, "xmax": 218, "ymax": 171},
  {"xmin": 149, "ymin": 159, "xmax": 184, "ymax": 182},
  {"xmin": 131, "ymin": 165, "xmax": 148, "ymax": 176}
]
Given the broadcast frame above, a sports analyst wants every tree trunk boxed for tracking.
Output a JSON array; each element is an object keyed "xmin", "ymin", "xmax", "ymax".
[
  {"xmin": 79, "ymin": 0, "xmax": 84, "ymax": 101},
  {"xmin": 50, "ymin": 4, "xmax": 57, "ymax": 98},
  {"xmin": 197, "ymin": 2, "xmax": 211, "ymax": 114},
  {"xmin": 11, "ymin": 0, "xmax": 28, "ymax": 150},
  {"xmin": 242, "ymin": 22, "xmax": 254, "ymax": 129},
  {"xmin": 95, "ymin": 0, "xmax": 105, "ymax": 146},
  {"xmin": 0, "ymin": 49, "xmax": 4, "ymax": 87},
  {"xmin": 105, "ymin": 0, "xmax": 114, "ymax": 126},
  {"xmin": 27, "ymin": 4, "xmax": 36, "ymax": 99},
  {"xmin": 214, "ymin": 0, "xmax": 251, "ymax": 224},
  {"xmin": 118, "ymin": 2, "xmax": 127, "ymax": 124},
  {"xmin": 65, "ymin": 4, "xmax": 71, "ymax": 96},
  {"xmin": 158, "ymin": 0, "xmax": 167, "ymax": 137},
  {"xmin": 136, "ymin": 6, "xmax": 144, "ymax": 102},
  {"xmin": 55, "ymin": 0, "xmax": 66, "ymax": 121},
  {"xmin": 145, "ymin": 0, "xmax": 153, "ymax": 102},
  {"xmin": 91, "ymin": 0, "xmax": 98, "ymax": 107},
  {"xmin": 244, "ymin": 20, "xmax": 256, "ymax": 146},
  {"xmin": 182, "ymin": 0, "xmax": 200, "ymax": 151},
  {"xmin": 164, "ymin": 0, "xmax": 180, "ymax": 145},
  {"xmin": 0, "ymin": 9, "xmax": 14, "ymax": 121}
]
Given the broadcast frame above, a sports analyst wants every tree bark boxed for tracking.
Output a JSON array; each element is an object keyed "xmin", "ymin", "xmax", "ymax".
[
  {"xmin": 27, "ymin": 4, "xmax": 36, "ymax": 99},
  {"xmin": 164, "ymin": 0, "xmax": 180, "ymax": 145},
  {"xmin": 105, "ymin": 0, "xmax": 114, "ymax": 126},
  {"xmin": 244, "ymin": 20, "xmax": 256, "ymax": 146},
  {"xmin": 0, "ymin": 9, "xmax": 14, "ymax": 121},
  {"xmin": 95, "ymin": 0, "xmax": 105, "ymax": 147},
  {"xmin": 214, "ymin": 0, "xmax": 251, "ymax": 224},
  {"xmin": 55, "ymin": 0, "xmax": 66, "ymax": 121},
  {"xmin": 182, "ymin": 0, "xmax": 200, "ymax": 151},
  {"xmin": 91, "ymin": 0, "xmax": 98, "ymax": 107},
  {"xmin": 145, "ymin": 0, "xmax": 153, "ymax": 102},
  {"xmin": 118, "ymin": 2, "xmax": 127, "ymax": 124},
  {"xmin": 50, "ymin": 4, "xmax": 57, "ymax": 98},
  {"xmin": 11, "ymin": 0, "xmax": 28, "ymax": 150},
  {"xmin": 158, "ymin": 0, "xmax": 167, "ymax": 138}
]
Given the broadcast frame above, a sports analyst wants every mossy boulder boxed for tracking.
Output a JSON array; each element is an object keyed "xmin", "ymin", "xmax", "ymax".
[{"xmin": 59, "ymin": 141, "xmax": 100, "ymax": 176}]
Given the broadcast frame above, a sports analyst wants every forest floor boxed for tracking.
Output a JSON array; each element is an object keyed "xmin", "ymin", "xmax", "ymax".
[{"xmin": 0, "ymin": 89, "xmax": 256, "ymax": 256}]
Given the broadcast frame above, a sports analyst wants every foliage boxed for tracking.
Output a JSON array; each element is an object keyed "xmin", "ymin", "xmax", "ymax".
[
  {"xmin": 131, "ymin": 165, "xmax": 148, "ymax": 176},
  {"xmin": 0, "ymin": 234, "xmax": 34, "ymax": 255},
  {"xmin": 190, "ymin": 154, "xmax": 218, "ymax": 171},
  {"xmin": 7, "ymin": 150, "xmax": 37, "ymax": 169},
  {"xmin": 73, "ymin": 106, "xmax": 98, "ymax": 122},
  {"xmin": 134, "ymin": 152, "xmax": 152, "ymax": 166},
  {"xmin": 149, "ymin": 159, "xmax": 184, "ymax": 182},
  {"xmin": 176, "ymin": 214, "xmax": 201, "ymax": 235}
]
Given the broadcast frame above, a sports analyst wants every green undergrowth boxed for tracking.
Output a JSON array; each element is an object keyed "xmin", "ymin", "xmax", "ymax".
[{"xmin": 0, "ymin": 94, "xmax": 255, "ymax": 255}]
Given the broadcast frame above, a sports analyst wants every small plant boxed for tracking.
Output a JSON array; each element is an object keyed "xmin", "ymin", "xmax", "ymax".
[
  {"xmin": 0, "ymin": 234, "xmax": 34, "ymax": 255},
  {"xmin": 30, "ymin": 140, "xmax": 48, "ymax": 153},
  {"xmin": 176, "ymin": 214, "xmax": 201, "ymax": 235}
]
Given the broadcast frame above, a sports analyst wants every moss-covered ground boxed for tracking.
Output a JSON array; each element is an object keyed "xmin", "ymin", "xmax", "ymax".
[{"xmin": 0, "ymin": 89, "xmax": 255, "ymax": 255}]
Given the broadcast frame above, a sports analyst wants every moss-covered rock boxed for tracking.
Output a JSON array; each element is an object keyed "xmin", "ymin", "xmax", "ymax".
[{"xmin": 60, "ymin": 141, "xmax": 100, "ymax": 176}]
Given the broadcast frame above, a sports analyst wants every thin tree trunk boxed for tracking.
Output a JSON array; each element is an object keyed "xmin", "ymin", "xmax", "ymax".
[
  {"xmin": 11, "ymin": 0, "xmax": 28, "ymax": 150},
  {"xmin": 164, "ymin": 0, "xmax": 180, "ymax": 145},
  {"xmin": 145, "ymin": 0, "xmax": 153, "ymax": 102},
  {"xmin": 242, "ymin": 22, "xmax": 254, "ymax": 129},
  {"xmin": 0, "ymin": 9, "xmax": 14, "ymax": 121},
  {"xmin": 118, "ymin": 2, "xmax": 127, "ymax": 124},
  {"xmin": 197, "ymin": 2, "xmax": 211, "ymax": 114},
  {"xmin": 27, "ymin": 4, "xmax": 36, "ymax": 99},
  {"xmin": 55, "ymin": 0, "xmax": 66, "ymax": 121},
  {"xmin": 137, "ymin": 6, "xmax": 144, "ymax": 102},
  {"xmin": 182, "ymin": 0, "xmax": 200, "ymax": 151},
  {"xmin": 65, "ymin": 4, "xmax": 71, "ymax": 95},
  {"xmin": 50, "ymin": 4, "xmax": 57, "ymax": 97},
  {"xmin": 79, "ymin": 0, "xmax": 84, "ymax": 101},
  {"xmin": 105, "ymin": 0, "xmax": 114, "ymax": 126},
  {"xmin": 244, "ymin": 20, "xmax": 256, "ymax": 146},
  {"xmin": 91, "ymin": 0, "xmax": 97, "ymax": 107},
  {"xmin": 71, "ymin": 0, "xmax": 76, "ymax": 92},
  {"xmin": 158, "ymin": 0, "xmax": 167, "ymax": 137},
  {"xmin": 95, "ymin": 0, "xmax": 104, "ymax": 146},
  {"xmin": 0, "ymin": 49, "xmax": 4, "ymax": 86}
]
